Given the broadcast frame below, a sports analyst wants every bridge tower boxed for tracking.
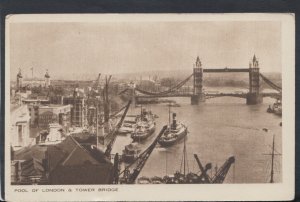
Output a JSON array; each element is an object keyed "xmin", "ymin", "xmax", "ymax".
[
  {"xmin": 247, "ymin": 55, "xmax": 263, "ymax": 105},
  {"xmin": 191, "ymin": 56, "xmax": 205, "ymax": 105}
]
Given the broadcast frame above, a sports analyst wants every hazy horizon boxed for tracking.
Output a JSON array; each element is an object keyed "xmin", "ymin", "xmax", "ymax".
[{"xmin": 9, "ymin": 20, "xmax": 281, "ymax": 80}]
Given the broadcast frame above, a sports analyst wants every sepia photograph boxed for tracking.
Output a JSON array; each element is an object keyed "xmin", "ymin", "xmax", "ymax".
[{"xmin": 4, "ymin": 14, "xmax": 294, "ymax": 201}]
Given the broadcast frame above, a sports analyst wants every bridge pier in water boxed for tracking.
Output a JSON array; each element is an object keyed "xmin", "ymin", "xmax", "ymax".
[
  {"xmin": 191, "ymin": 94, "xmax": 206, "ymax": 105},
  {"xmin": 246, "ymin": 93, "xmax": 263, "ymax": 105}
]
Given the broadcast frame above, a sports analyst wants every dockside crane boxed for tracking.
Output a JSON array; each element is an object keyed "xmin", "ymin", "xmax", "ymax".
[
  {"xmin": 104, "ymin": 100, "xmax": 132, "ymax": 157},
  {"xmin": 93, "ymin": 73, "xmax": 101, "ymax": 90},
  {"xmin": 103, "ymin": 75, "xmax": 112, "ymax": 122},
  {"xmin": 119, "ymin": 125, "xmax": 168, "ymax": 184},
  {"xmin": 112, "ymin": 153, "xmax": 120, "ymax": 184},
  {"xmin": 193, "ymin": 154, "xmax": 212, "ymax": 183},
  {"xmin": 87, "ymin": 73, "xmax": 101, "ymax": 101},
  {"xmin": 211, "ymin": 156, "xmax": 235, "ymax": 183}
]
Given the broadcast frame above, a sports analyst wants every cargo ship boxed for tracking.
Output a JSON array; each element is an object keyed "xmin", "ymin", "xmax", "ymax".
[
  {"xmin": 118, "ymin": 116, "xmax": 137, "ymax": 135},
  {"xmin": 131, "ymin": 108, "xmax": 156, "ymax": 142}
]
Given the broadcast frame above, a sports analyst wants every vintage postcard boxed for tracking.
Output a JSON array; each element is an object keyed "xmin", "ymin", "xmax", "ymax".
[{"xmin": 4, "ymin": 14, "xmax": 295, "ymax": 201}]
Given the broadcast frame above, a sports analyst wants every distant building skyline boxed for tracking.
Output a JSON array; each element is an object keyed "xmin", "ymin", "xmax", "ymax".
[{"xmin": 9, "ymin": 20, "xmax": 281, "ymax": 80}]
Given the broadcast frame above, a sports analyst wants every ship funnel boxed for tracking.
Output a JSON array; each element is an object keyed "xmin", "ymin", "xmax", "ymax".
[{"xmin": 172, "ymin": 113, "xmax": 177, "ymax": 129}]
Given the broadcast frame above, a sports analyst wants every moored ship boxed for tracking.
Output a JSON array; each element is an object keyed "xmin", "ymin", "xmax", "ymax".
[
  {"xmin": 118, "ymin": 115, "xmax": 137, "ymax": 135},
  {"xmin": 158, "ymin": 112, "xmax": 187, "ymax": 147},
  {"xmin": 131, "ymin": 108, "xmax": 156, "ymax": 142},
  {"xmin": 122, "ymin": 142, "xmax": 141, "ymax": 163},
  {"xmin": 267, "ymin": 99, "xmax": 282, "ymax": 116}
]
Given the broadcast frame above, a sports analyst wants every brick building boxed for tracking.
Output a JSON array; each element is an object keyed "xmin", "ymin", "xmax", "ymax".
[{"xmin": 38, "ymin": 105, "xmax": 71, "ymax": 131}]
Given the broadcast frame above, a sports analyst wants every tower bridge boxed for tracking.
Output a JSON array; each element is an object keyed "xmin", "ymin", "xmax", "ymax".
[{"xmin": 121, "ymin": 55, "xmax": 282, "ymax": 105}]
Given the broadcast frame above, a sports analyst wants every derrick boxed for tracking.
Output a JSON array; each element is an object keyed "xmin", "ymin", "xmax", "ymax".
[
  {"xmin": 211, "ymin": 156, "xmax": 235, "ymax": 183},
  {"xmin": 119, "ymin": 125, "xmax": 168, "ymax": 184},
  {"xmin": 104, "ymin": 100, "xmax": 132, "ymax": 157}
]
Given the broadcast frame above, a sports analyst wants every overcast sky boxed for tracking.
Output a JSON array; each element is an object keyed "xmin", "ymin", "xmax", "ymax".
[{"xmin": 9, "ymin": 21, "xmax": 281, "ymax": 80}]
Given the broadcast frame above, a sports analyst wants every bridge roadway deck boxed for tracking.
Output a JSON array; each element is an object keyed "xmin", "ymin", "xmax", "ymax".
[
  {"xmin": 203, "ymin": 68, "xmax": 249, "ymax": 73},
  {"xmin": 136, "ymin": 92, "xmax": 281, "ymax": 99}
]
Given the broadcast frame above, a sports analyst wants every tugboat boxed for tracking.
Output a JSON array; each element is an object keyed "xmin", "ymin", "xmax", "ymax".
[
  {"xmin": 158, "ymin": 106, "xmax": 187, "ymax": 147},
  {"xmin": 131, "ymin": 108, "xmax": 156, "ymax": 142},
  {"xmin": 122, "ymin": 142, "xmax": 141, "ymax": 163},
  {"xmin": 273, "ymin": 100, "xmax": 282, "ymax": 116},
  {"xmin": 267, "ymin": 99, "xmax": 282, "ymax": 116}
]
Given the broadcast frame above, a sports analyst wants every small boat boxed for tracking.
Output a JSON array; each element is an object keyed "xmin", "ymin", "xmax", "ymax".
[
  {"xmin": 137, "ymin": 176, "xmax": 152, "ymax": 184},
  {"xmin": 186, "ymin": 172, "xmax": 200, "ymax": 183},
  {"xmin": 118, "ymin": 122, "xmax": 136, "ymax": 135},
  {"xmin": 262, "ymin": 128, "xmax": 269, "ymax": 132},
  {"xmin": 122, "ymin": 142, "xmax": 141, "ymax": 163},
  {"xmin": 118, "ymin": 116, "xmax": 138, "ymax": 134},
  {"xmin": 158, "ymin": 113, "xmax": 187, "ymax": 147},
  {"xmin": 163, "ymin": 175, "xmax": 176, "ymax": 184},
  {"xmin": 273, "ymin": 105, "xmax": 282, "ymax": 116},
  {"xmin": 131, "ymin": 108, "xmax": 156, "ymax": 141},
  {"xmin": 162, "ymin": 172, "xmax": 185, "ymax": 184},
  {"xmin": 267, "ymin": 105, "xmax": 273, "ymax": 113},
  {"xmin": 268, "ymin": 99, "xmax": 282, "ymax": 116},
  {"xmin": 150, "ymin": 176, "xmax": 164, "ymax": 184},
  {"xmin": 168, "ymin": 102, "xmax": 181, "ymax": 107}
]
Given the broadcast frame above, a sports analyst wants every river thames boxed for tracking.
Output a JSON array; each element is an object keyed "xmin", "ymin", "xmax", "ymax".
[{"xmin": 112, "ymin": 88, "xmax": 282, "ymax": 183}]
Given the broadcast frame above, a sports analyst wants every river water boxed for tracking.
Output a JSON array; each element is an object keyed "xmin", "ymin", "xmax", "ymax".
[{"xmin": 112, "ymin": 88, "xmax": 282, "ymax": 183}]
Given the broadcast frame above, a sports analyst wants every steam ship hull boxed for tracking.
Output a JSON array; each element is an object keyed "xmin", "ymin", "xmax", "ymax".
[
  {"xmin": 131, "ymin": 124, "xmax": 156, "ymax": 141},
  {"xmin": 158, "ymin": 126, "xmax": 187, "ymax": 147}
]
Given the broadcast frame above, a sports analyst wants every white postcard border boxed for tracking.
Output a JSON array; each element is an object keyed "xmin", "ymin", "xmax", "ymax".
[{"xmin": 4, "ymin": 13, "xmax": 295, "ymax": 201}]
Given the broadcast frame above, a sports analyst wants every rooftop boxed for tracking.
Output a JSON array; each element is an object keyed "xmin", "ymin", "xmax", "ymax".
[{"xmin": 39, "ymin": 104, "xmax": 70, "ymax": 109}]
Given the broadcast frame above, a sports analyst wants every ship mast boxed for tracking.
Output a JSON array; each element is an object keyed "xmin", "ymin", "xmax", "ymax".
[
  {"xmin": 183, "ymin": 136, "xmax": 186, "ymax": 176},
  {"xmin": 168, "ymin": 102, "xmax": 171, "ymax": 132},
  {"xmin": 262, "ymin": 129, "xmax": 281, "ymax": 183},
  {"xmin": 165, "ymin": 151, "xmax": 168, "ymax": 176},
  {"xmin": 140, "ymin": 103, "xmax": 143, "ymax": 119},
  {"xmin": 270, "ymin": 134, "xmax": 275, "ymax": 183},
  {"xmin": 96, "ymin": 105, "xmax": 98, "ymax": 149}
]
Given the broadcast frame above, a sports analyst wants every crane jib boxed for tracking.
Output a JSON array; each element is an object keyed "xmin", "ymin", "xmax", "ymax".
[{"xmin": 119, "ymin": 125, "xmax": 168, "ymax": 182}]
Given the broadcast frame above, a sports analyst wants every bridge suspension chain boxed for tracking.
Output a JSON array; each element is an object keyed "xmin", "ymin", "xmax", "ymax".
[
  {"xmin": 259, "ymin": 73, "xmax": 282, "ymax": 92},
  {"xmin": 135, "ymin": 74, "xmax": 193, "ymax": 96}
]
